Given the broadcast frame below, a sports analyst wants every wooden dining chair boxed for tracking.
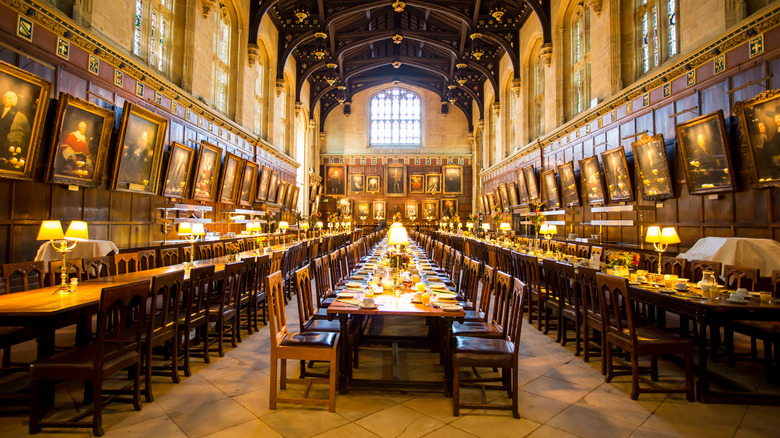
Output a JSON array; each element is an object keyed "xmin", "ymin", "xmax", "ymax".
[
  {"xmin": 313, "ymin": 255, "xmax": 335, "ymax": 309},
  {"xmin": 82, "ymin": 256, "xmax": 112, "ymax": 279},
  {"xmin": 462, "ymin": 264, "xmax": 493, "ymax": 323},
  {"xmin": 159, "ymin": 247, "xmax": 181, "ymax": 266},
  {"xmin": 266, "ymin": 270, "xmax": 339, "ymax": 412},
  {"xmin": 459, "ymin": 257, "xmax": 480, "ymax": 308},
  {"xmin": 207, "ymin": 261, "xmax": 243, "ymax": 358},
  {"xmin": 179, "ymin": 265, "xmax": 214, "ymax": 373},
  {"xmin": 137, "ymin": 250, "xmax": 156, "ymax": 271},
  {"xmin": 29, "ymin": 280, "xmax": 150, "ymax": 436},
  {"xmin": 541, "ymin": 259, "xmax": 561, "ymax": 336},
  {"xmin": 197, "ymin": 243, "xmax": 213, "ymax": 260},
  {"xmin": 2, "ymin": 261, "xmax": 45, "ymax": 294},
  {"xmin": 723, "ymin": 265, "xmax": 759, "ymax": 291},
  {"xmin": 142, "ymin": 270, "xmax": 184, "ymax": 402},
  {"xmin": 555, "ymin": 261, "xmax": 581, "ymax": 354},
  {"xmin": 590, "ymin": 246, "xmax": 603, "ymax": 263},
  {"xmin": 596, "ymin": 273, "xmax": 695, "ymax": 401},
  {"xmin": 661, "ymin": 256, "xmax": 686, "ymax": 276},
  {"xmin": 640, "ymin": 254, "xmax": 658, "ymax": 273},
  {"xmin": 576, "ymin": 245, "xmax": 591, "ymax": 259},
  {"xmin": 689, "ymin": 260, "xmax": 722, "ymax": 283},
  {"xmin": 566, "ymin": 243, "xmax": 578, "ymax": 256},
  {"xmin": 452, "ymin": 269, "xmax": 510, "ymax": 340},
  {"xmin": 112, "ymin": 252, "xmax": 139, "ymax": 275},
  {"xmin": 236, "ymin": 258, "xmax": 255, "ymax": 338},
  {"xmin": 212, "ymin": 242, "xmax": 226, "ymax": 258},
  {"xmin": 453, "ymin": 278, "xmax": 526, "ymax": 418},
  {"xmin": 46, "ymin": 259, "xmax": 82, "ymax": 287},
  {"xmin": 518, "ymin": 253, "xmax": 545, "ymax": 329},
  {"xmin": 576, "ymin": 266, "xmax": 605, "ymax": 373}
]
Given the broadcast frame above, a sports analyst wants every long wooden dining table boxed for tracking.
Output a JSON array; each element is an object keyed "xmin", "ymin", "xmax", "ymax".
[{"xmin": 327, "ymin": 243, "xmax": 466, "ymax": 396}]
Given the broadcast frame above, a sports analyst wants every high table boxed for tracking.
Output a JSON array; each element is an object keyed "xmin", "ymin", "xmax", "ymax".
[{"xmin": 327, "ymin": 245, "xmax": 465, "ymax": 396}]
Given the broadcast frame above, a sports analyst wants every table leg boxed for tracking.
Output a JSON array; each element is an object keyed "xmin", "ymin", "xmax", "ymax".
[
  {"xmin": 697, "ymin": 316, "xmax": 709, "ymax": 402},
  {"xmin": 339, "ymin": 313, "xmax": 350, "ymax": 395},
  {"xmin": 443, "ymin": 317, "xmax": 453, "ymax": 397}
]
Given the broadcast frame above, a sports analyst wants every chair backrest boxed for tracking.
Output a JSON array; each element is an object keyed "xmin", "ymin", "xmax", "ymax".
[
  {"xmin": 95, "ymin": 280, "xmax": 150, "ymax": 370},
  {"xmin": 148, "ymin": 270, "xmax": 185, "ymax": 341},
  {"xmin": 215, "ymin": 261, "xmax": 244, "ymax": 313},
  {"xmin": 566, "ymin": 243, "xmax": 578, "ymax": 256},
  {"xmin": 690, "ymin": 259, "xmax": 722, "ymax": 283},
  {"xmin": 590, "ymin": 246, "xmax": 603, "ymax": 262},
  {"xmin": 723, "ymin": 265, "xmax": 759, "ymax": 291},
  {"xmin": 265, "ymin": 270, "xmax": 288, "ymax": 348},
  {"xmin": 242, "ymin": 255, "xmax": 258, "ymax": 299},
  {"xmin": 181, "ymin": 245, "xmax": 193, "ymax": 264},
  {"xmin": 294, "ymin": 265, "xmax": 317, "ymax": 330},
  {"xmin": 476, "ymin": 264, "xmax": 494, "ymax": 318},
  {"xmin": 83, "ymin": 256, "xmax": 112, "ymax": 279},
  {"xmin": 159, "ymin": 247, "xmax": 181, "ymax": 267},
  {"xmin": 197, "ymin": 243, "xmax": 213, "ymax": 260},
  {"xmin": 492, "ymin": 270, "xmax": 514, "ymax": 337},
  {"xmin": 541, "ymin": 259, "xmax": 558, "ymax": 301},
  {"xmin": 450, "ymin": 250, "xmax": 463, "ymax": 292},
  {"xmin": 661, "ymin": 256, "xmax": 686, "ymax": 276},
  {"xmin": 138, "ymin": 250, "xmax": 156, "ymax": 271},
  {"xmin": 270, "ymin": 250, "xmax": 283, "ymax": 273},
  {"xmin": 640, "ymin": 253, "xmax": 658, "ymax": 273},
  {"xmin": 46, "ymin": 258, "xmax": 82, "ymax": 287},
  {"xmin": 575, "ymin": 266, "xmax": 601, "ymax": 321},
  {"xmin": 212, "ymin": 242, "xmax": 225, "ymax": 258},
  {"xmin": 596, "ymin": 273, "xmax": 637, "ymax": 343},
  {"xmin": 186, "ymin": 265, "xmax": 215, "ymax": 325},
  {"xmin": 2, "ymin": 261, "xmax": 45, "ymax": 294},
  {"xmin": 113, "ymin": 252, "xmax": 139, "ymax": 275},
  {"xmin": 518, "ymin": 253, "xmax": 542, "ymax": 296},
  {"xmin": 508, "ymin": 279, "xmax": 528, "ymax": 356},
  {"xmin": 576, "ymin": 245, "xmax": 590, "ymax": 259},
  {"xmin": 313, "ymin": 255, "xmax": 332, "ymax": 306},
  {"xmin": 255, "ymin": 254, "xmax": 271, "ymax": 299},
  {"xmin": 461, "ymin": 257, "xmax": 480, "ymax": 304}
]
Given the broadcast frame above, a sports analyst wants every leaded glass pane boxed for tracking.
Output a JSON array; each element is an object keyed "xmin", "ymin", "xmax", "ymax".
[
  {"xmin": 134, "ymin": 0, "xmax": 143, "ymax": 56},
  {"xmin": 369, "ymin": 88, "xmax": 421, "ymax": 145}
]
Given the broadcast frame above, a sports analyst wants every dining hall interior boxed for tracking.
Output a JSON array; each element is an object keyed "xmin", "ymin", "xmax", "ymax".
[{"xmin": 3, "ymin": 0, "xmax": 780, "ymax": 436}]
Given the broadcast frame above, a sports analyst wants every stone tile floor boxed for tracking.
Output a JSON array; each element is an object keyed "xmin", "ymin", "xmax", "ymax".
[{"xmin": 2, "ymin": 298, "xmax": 780, "ymax": 438}]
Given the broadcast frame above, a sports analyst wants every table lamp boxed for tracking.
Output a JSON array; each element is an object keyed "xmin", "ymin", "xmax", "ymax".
[
  {"xmin": 179, "ymin": 222, "xmax": 205, "ymax": 269},
  {"xmin": 540, "ymin": 223, "xmax": 557, "ymax": 240},
  {"xmin": 646, "ymin": 226, "xmax": 680, "ymax": 276},
  {"xmin": 467, "ymin": 222, "xmax": 474, "ymax": 230},
  {"xmin": 500, "ymin": 222, "xmax": 511, "ymax": 236},
  {"xmin": 37, "ymin": 220, "xmax": 89, "ymax": 294}
]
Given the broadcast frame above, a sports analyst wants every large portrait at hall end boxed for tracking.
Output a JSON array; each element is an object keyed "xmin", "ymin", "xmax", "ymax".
[
  {"xmin": 112, "ymin": 101, "xmax": 168, "ymax": 195},
  {"xmin": 46, "ymin": 93, "xmax": 114, "ymax": 188},
  {"xmin": 734, "ymin": 90, "xmax": 780, "ymax": 189},
  {"xmin": 443, "ymin": 165, "xmax": 463, "ymax": 195},
  {"xmin": 386, "ymin": 163, "xmax": 406, "ymax": 196},
  {"xmin": 676, "ymin": 109, "xmax": 735, "ymax": 194},
  {"xmin": 631, "ymin": 134, "xmax": 674, "ymax": 201},
  {"xmin": 325, "ymin": 164, "xmax": 346, "ymax": 195},
  {"xmin": 0, "ymin": 60, "xmax": 51, "ymax": 181}
]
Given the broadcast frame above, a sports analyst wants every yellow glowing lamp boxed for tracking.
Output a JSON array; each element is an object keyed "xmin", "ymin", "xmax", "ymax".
[
  {"xmin": 178, "ymin": 222, "xmax": 193, "ymax": 236},
  {"xmin": 482, "ymin": 223, "xmax": 490, "ymax": 231},
  {"xmin": 500, "ymin": 222, "xmax": 511, "ymax": 231},
  {"xmin": 316, "ymin": 221, "xmax": 323, "ymax": 228},
  {"xmin": 246, "ymin": 222, "xmax": 256, "ymax": 233},
  {"xmin": 278, "ymin": 221, "xmax": 289, "ymax": 230},
  {"xmin": 37, "ymin": 220, "xmax": 88, "ymax": 294},
  {"xmin": 65, "ymin": 221, "xmax": 89, "ymax": 241},
  {"xmin": 301, "ymin": 222, "xmax": 310, "ymax": 230},
  {"xmin": 388, "ymin": 227, "xmax": 409, "ymax": 246},
  {"xmin": 191, "ymin": 223, "xmax": 205, "ymax": 236},
  {"xmin": 467, "ymin": 222, "xmax": 474, "ymax": 229},
  {"xmin": 646, "ymin": 226, "xmax": 680, "ymax": 276},
  {"xmin": 37, "ymin": 220, "xmax": 65, "ymax": 241}
]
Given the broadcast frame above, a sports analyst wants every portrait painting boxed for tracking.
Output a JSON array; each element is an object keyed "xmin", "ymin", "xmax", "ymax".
[
  {"xmin": 523, "ymin": 165, "xmax": 540, "ymax": 202},
  {"xmin": 557, "ymin": 161, "xmax": 580, "ymax": 207},
  {"xmin": 309, "ymin": 182, "xmax": 318, "ymax": 200},
  {"xmin": 325, "ymin": 164, "xmax": 346, "ymax": 195},
  {"xmin": 373, "ymin": 200, "xmax": 386, "ymax": 219},
  {"xmin": 218, "ymin": 153, "xmax": 243, "ymax": 204},
  {"xmin": 578, "ymin": 156, "xmax": 606, "ymax": 204},
  {"xmin": 405, "ymin": 202, "xmax": 418, "ymax": 219},
  {"xmin": 113, "ymin": 101, "xmax": 168, "ymax": 194},
  {"xmin": 291, "ymin": 185, "xmax": 300, "ymax": 210},
  {"xmin": 238, "ymin": 161, "xmax": 258, "ymax": 207},
  {"xmin": 542, "ymin": 170, "xmax": 561, "ymax": 209},
  {"xmin": 409, "ymin": 174, "xmax": 425, "ymax": 194},
  {"xmin": 161, "ymin": 142, "xmax": 195, "ymax": 199},
  {"xmin": 443, "ymin": 165, "xmax": 463, "ymax": 194},
  {"xmin": 191, "ymin": 141, "xmax": 222, "ymax": 202},
  {"xmin": 386, "ymin": 164, "xmax": 406, "ymax": 196},
  {"xmin": 499, "ymin": 183, "xmax": 510, "ymax": 212},
  {"xmin": 256, "ymin": 166, "xmax": 271, "ymax": 201},
  {"xmin": 631, "ymin": 134, "xmax": 674, "ymax": 200},
  {"xmin": 440, "ymin": 198, "xmax": 458, "ymax": 217},
  {"xmin": 736, "ymin": 90, "xmax": 780, "ymax": 188},
  {"xmin": 601, "ymin": 146, "xmax": 634, "ymax": 202},
  {"xmin": 422, "ymin": 200, "xmax": 437, "ymax": 219},
  {"xmin": 277, "ymin": 182, "xmax": 288, "ymax": 210},
  {"xmin": 507, "ymin": 182, "xmax": 519, "ymax": 207},
  {"xmin": 357, "ymin": 202, "xmax": 370, "ymax": 218},
  {"xmin": 487, "ymin": 192, "xmax": 497, "ymax": 212},
  {"xmin": 46, "ymin": 93, "xmax": 114, "ymax": 188},
  {"xmin": 516, "ymin": 170, "xmax": 530, "ymax": 204},
  {"xmin": 339, "ymin": 199, "xmax": 352, "ymax": 216},
  {"xmin": 311, "ymin": 195, "xmax": 321, "ymax": 215},
  {"xmin": 366, "ymin": 175, "xmax": 380, "ymax": 193},
  {"xmin": 284, "ymin": 182, "xmax": 295, "ymax": 209},
  {"xmin": 676, "ymin": 110, "xmax": 735, "ymax": 193},
  {"xmin": 267, "ymin": 171, "xmax": 279, "ymax": 203},
  {"xmin": 426, "ymin": 173, "xmax": 441, "ymax": 193},
  {"xmin": 479, "ymin": 195, "xmax": 488, "ymax": 214},
  {"xmin": 349, "ymin": 174, "xmax": 365, "ymax": 193},
  {"xmin": 0, "ymin": 59, "xmax": 51, "ymax": 181}
]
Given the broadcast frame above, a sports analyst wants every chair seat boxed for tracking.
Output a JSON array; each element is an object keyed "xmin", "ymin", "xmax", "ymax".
[
  {"xmin": 30, "ymin": 344, "xmax": 138, "ymax": 381},
  {"xmin": 453, "ymin": 337, "xmax": 514, "ymax": 368},
  {"xmin": 0, "ymin": 326, "xmax": 37, "ymax": 348},
  {"xmin": 302, "ymin": 319, "xmax": 341, "ymax": 332},
  {"xmin": 208, "ymin": 306, "xmax": 236, "ymax": 320},
  {"xmin": 607, "ymin": 325, "xmax": 693, "ymax": 353},
  {"xmin": 280, "ymin": 331, "xmax": 338, "ymax": 348},
  {"xmin": 452, "ymin": 321, "xmax": 503, "ymax": 338},
  {"xmin": 463, "ymin": 310, "xmax": 485, "ymax": 322},
  {"xmin": 729, "ymin": 320, "xmax": 780, "ymax": 337}
]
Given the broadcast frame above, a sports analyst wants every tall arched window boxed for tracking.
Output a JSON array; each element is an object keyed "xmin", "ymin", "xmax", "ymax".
[
  {"xmin": 254, "ymin": 42, "xmax": 268, "ymax": 138},
  {"xmin": 530, "ymin": 41, "xmax": 545, "ymax": 141},
  {"xmin": 571, "ymin": 6, "xmax": 590, "ymax": 116},
  {"xmin": 505, "ymin": 79, "xmax": 517, "ymax": 155},
  {"xmin": 370, "ymin": 88, "xmax": 421, "ymax": 146},
  {"xmin": 488, "ymin": 97, "xmax": 496, "ymax": 165},
  {"xmin": 636, "ymin": 0, "xmax": 678, "ymax": 75},
  {"xmin": 213, "ymin": 9, "xmax": 231, "ymax": 114},
  {"xmin": 133, "ymin": 0, "xmax": 173, "ymax": 73}
]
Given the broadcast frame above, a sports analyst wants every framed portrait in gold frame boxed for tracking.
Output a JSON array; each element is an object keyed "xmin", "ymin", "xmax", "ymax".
[
  {"xmin": 557, "ymin": 161, "xmax": 580, "ymax": 207},
  {"xmin": 523, "ymin": 165, "xmax": 540, "ymax": 202},
  {"xmin": 579, "ymin": 156, "xmax": 606, "ymax": 205},
  {"xmin": 443, "ymin": 165, "xmax": 463, "ymax": 194},
  {"xmin": 676, "ymin": 109, "xmax": 735, "ymax": 193},
  {"xmin": 409, "ymin": 174, "xmax": 425, "ymax": 194},
  {"xmin": 112, "ymin": 101, "xmax": 168, "ymax": 194},
  {"xmin": 440, "ymin": 198, "xmax": 458, "ymax": 217},
  {"xmin": 631, "ymin": 134, "xmax": 675, "ymax": 200},
  {"xmin": 349, "ymin": 173, "xmax": 365, "ymax": 193},
  {"xmin": 425, "ymin": 173, "xmax": 441, "ymax": 193},
  {"xmin": 507, "ymin": 181, "xmax": 519, "ymax": 207},
  {"xmin": 373, "ymin": 200, "xmax": 386, "ymax": 219},
  {"xmin": 422, "ymin": 200, "xmax": 437, "ymax": 219},
  {"xmin": 191, "ymin": 141, "xmax": 222, "ymax": 202},
  {"xmin": 161, "ymin": 142, "xmax": 195, "ymax": 199},
  {"xmin": 267, "ymin": 171, "xmax": 279, "ymax": 203},
  {"xmin": 366, "ymin": 175, "xmax": 380, "ymax": 193},
  {"xmin": 0, "ymin": 59, "xmax": 51, "ymax": 181},
  {"xmin": 325, "ymin": 164, "xmax": 346, "ymax": 195},
  {"xmin": 541, "ymin": 170, "xmax": 561, "ymax": 209},
  {"xmin": 498, "ymin": 183, "xmax": 510, "ymax": 212},
  {"xmin": 386, "ymin": 164, "xmax": 406, "ymax": 196},
  {"xmin": 46, "ymin": 93, "xmax": 114, "ymax": 188},
  {"xmin": 256, "ymin": 166, "xmax": 271, "ymax": 201},
  {"xmin": 601, "ymin": 146, "xmax": 634, "ymax": 202},
  {"xmin": 218, "ymin": 152, "xmax": 244, "ymax": 205},
  {"xmin": 405, "ymin": 201, "xmax": 418, "ymax": 219},
  {"xmin": 238, "ymin": 160, "xmax": 258, "ymax": 207},
  {"xmin": 735, "ymin": 91, "xmax": 780, "ymax": 188},
  {"xmin": 516, "ymin": 169, "xmax": 530, "ymax": 204}
]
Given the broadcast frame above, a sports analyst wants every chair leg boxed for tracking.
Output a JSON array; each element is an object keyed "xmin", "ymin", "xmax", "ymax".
[
  {"xmin": 511, "ymin": 366, "xmax": 520, "ymax": 419},
  {"xmin": 269, "ymin": 358, "xmax": 277, "ymax": 410},
  {"xmin": 605, "ymin": 341, "xmax": 614, "ymax": 383},
  {"xmin": 236, "ymin": 313, "xmax": 243, "ymax": 343},
  {"xmin": 182, "ymin": 329, "xmax": 192, "ymax": 377},
  {"xmin": 202, "ymin": 325, "xmax": 211, "ymax": 363},
  {"xmin": 29, "ymin": 379, "xmax": 41, "ymax": 434},
  {"xmin": 600, "ymin": 329, "xmax": 607, "ymax": 376},
  {"xmin": 132, "ymin": 361, "xmax": 142, "ymax": 411},
  {"xmin": 583, "ymin": 322, "xmax": 591, "ymax": 362},
  {"xmin": 685, "ymin": 350, "xmax": 695, "ymax": 402},
  {"xmin": 144, "ymin": 347, "xmax": 154, "ymax": 403},
  {"xmin": 574, "ymin": 318, "xmax": 582, "ymax": 356},
  {"xmin": 630, "ymin": 352, "xmax": 640, "ymax": 401},
  {"xmin": 171, "ymin": 338, "xmax": 180, "ymax": 384},
  {"xmin": 280, "ymin": 359, "xmax": 287, "ymax": 389},
  {"xmin": 328, "ymin": 355, "xmax": 337, "ymax": 413},
  {"xmin": 92, "ymin": 379, "xmax": 104, "ymax": 437},
  {"xmin": 217, "ymin": 320, "xmax": 225, "ymax": 357},
  {"xmin": 764, "ymin": 338, "xmax": 773, "ymax": 383},
  {"xmin": 452, "ymin": 366, "xmax": 460, "ymax": 416},
  {"xmin": 650, "ymin": 354, "xmax": 659, "ymax": 381}
]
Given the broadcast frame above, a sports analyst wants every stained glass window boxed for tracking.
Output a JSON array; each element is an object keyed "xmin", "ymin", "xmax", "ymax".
[
  {"xmin": 369, "ymin": 88, "xmax": 421, "ymax": 146},
  {"xmin": 213, "ymin": 11, "xmax": 231, "ymax": 114},
  {"xmin": 667, "ymin": 0, "xmax": 678, "ymax": 57},
  {"xmin": 255, "ymin": 57, "xmax": 264, "ymax": 135},
  {"xmin": 637, "ymin": 0, "xmax": 678, "ymax": 75},
  {"xmin": 571, "ymin": 6, "xmax": 590, "ymax": 116},
  {"xmin": 133, "ymin": 0, "xmax": 143, "ymax": 56},
  {"xmin": 530, "ymin": 41, "xmax": 545, "ymax": 141},
  {"xmin": 134, "ymin": 0, "xmax": 172, "ymax": 73}
]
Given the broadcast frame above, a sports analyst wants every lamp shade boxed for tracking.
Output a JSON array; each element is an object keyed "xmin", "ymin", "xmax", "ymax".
[
  {"xmin": 391, "ymin": 222, "xmax": 403, "ymax": 228},
  {"xmin": 467, "ymin": 223, "xmax": 474, "ymax": 229},
  {"xmin": 192, "ymin": 223, "xmax": 206, "ymax": 236},
  {"xmin": 387, "ymin": 227, "xmax": 409, "ymax": 246},
  {"xmin": 539, "ymin": 223, "xmax": 549, "ymax": 234},
  {"xmin": 246, "ymin": 222, "xmax": 256, "ymax": 232},
  {"xmin": 482, "ymin": 223, "xmax": 490, "ymax": 230},
  {"xmin": 316, "ymin": 221, "xmax": 323, "ymax": 228},
  {"xmin": 278, "ymin": 221, "xmax": 289, "ymax": 229},
  {"xmin": 500, "ymin": 222, "xmax": 511, "ymax": 231},
  {"xmin": 65, "ymin": 221, "xmax": 89, "ymax": 241},
  {"xmin": 645, "ymin": 226, "xmax": 661, "ymax": 243},
  {"xmin": 660, "ymin": 227, "xmax": 681, "ymax": 244},
  {"xmin": 37, "ymin": 220, "xmax": 64, "ymax": 241},
  {"xmin": 301, "ymin": 222, "xmax": 309, "ymax": 229}
]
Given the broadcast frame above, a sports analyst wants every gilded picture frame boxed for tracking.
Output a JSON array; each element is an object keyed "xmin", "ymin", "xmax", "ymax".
[
  {"xmin": 440, "ymin": 198, "xmax": 458, "ymax": 217},
  {"xmin": 425, "ymin": 173, "xmax": 441, "ymax": 193},
  {"xmin": 366, "ymin": 175, "xmax": 380, "ymax": 193},
  {"xmin": 523, "ymin": 165, "xmax": 540, "ymax": 202},
  {"xmin": 112, "ymin": 101, "xmax": 168, "ymax": 194},
  {"xmin": 443, "ymin": 165, "xmax": 463, "ymax": 195},
  {"xmin": 405, "ymin": 201, "xmax": 419, "ymax": 219},
  {"xmin": 267, "ymin": 170, "xmax": 279, "ymax": 203},
  {"xmin": 349, "ymin": 173, "xmax": 365, "ymax": 194},
  {"xmin": 218, "ymin": 152, "xmax": 243, "ymax": 205},
  {"xmin": 311, "ymin": 194, "xmax": 321, "ymax": 215},
  {"xmin": 238, "ymin": 160, "xmax": 258, "ymax": 207},
  {"xmin": 386, "ymin": 163, "xmax": 406, "ymax": 196},
  {"xmin": 498, "ymin": 183, "xmax": 510, "ymax": 212},
  {"xmin": 542, "ymin": 170, "xmax": 561, "ymax": 209},
  {"xmin": 291, "ymin": 185, "xmax": 300, "ymax": 210},
  {"xmin": 276, "ymin": 181, "xmax": 288, "ymax": 209},
  {"xmin": 325, "ymin": 164, "xmax": 346, "ymax": 195},
  {"xmin": 507, "ymin": 181, "xmax": 519, "ymax": 207},
  {"xmin": 373, "ymin": 200, "xmax": 386, "ymax": 219},
  {"xmin": 631, "ymin": 134, "xmax": 675, "ymax": 201},
  {"xmin": 0, "ymin": 59, "xmax": 51, "ymax": 181},
  {"xmin": 734, "ymin": 89, "xmax": 780, "ymax": 189},
  {"xmin": 487, "ymin": 192, "xmax": 497, "ymax": 212},
  {"xmin": 422, "ymin": 200, "xmax": 437, "ymax": 219},
  {"xmin": 579, "ymin": 155, "xmax": 606, "ymax": 205},
  {"xmin": 409, "ymin": 174, "xmax": 425, "ymax": 194},
  {"xmin": 516, "ymin": 169, "xmax": 530, "ymax": 204},
  {"xmin": 46, "ymin": 93, "xmax": 114, "ymax": 188},
  {"xmin": 676, "ymin": 110, "xmax": 735, "ymax": 194},
  {"xmin": 601, "ymin": 146, "xmax": 634, "ymax": 202},
  {"xmin": 161, "ymin": 142, "xmax": 195, "ymax": 199},
  {"xmin": 356, "ymin": 202, "xmax": 370, "ymax": 219},
  {"xmin": 191, "ymin": 141, "xmax": 222, "ymax": 202},
  {"xmin": 256, "ymin": 166, "xmax": 271, "ymax": 201},
  {"xmin": 557, "ymin": 161, "xmax": 580, "ymax": 208}
]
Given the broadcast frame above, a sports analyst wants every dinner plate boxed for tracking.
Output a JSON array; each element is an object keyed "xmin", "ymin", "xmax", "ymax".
[
  {"xmin": 337, "ymin": 292, "xmax": 356, "ymax": 298},
  {"xmin": 359, "ymin": 305, "xmax": 378, "ymax": 310},
  {"xmin": 628, "ymin": 281, "xmax": 641, "ymax": 285},
  {"xmin": 439, "ymin": 304, "xmax": 463, "ymax": 312},
  {"xmin": 727, "ymin": 298, "xmax": 748, "ymax": 304},
  {"xmin": 346, "ymin": 282, "xmax": 363, "ymax": 288}
]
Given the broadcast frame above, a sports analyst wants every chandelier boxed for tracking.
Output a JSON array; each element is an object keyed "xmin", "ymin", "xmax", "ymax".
[
  {"xmin": 455, "ymin": 62, "xmax": 468, "ymax": 86},
  {"xmin": 313, "ymin": 32, "xmax": 328, "ymax": 59},
  {"xmin": 392, "ymin": 60, "xmax": 402, "ymax": 69},
  {"xmin": 392, "ymin": 34, "xmax": 403, "ymax": 44},
  {"xmin": 293, "ymin": 0, "xmax": 309, "ymax": 22},
  {"xmin": 470, "ymin": 33, "xmax": 484, "ymax": 60},
  {"xmin": 489, "ymin": 1, "xmax": 505, "ymax": 21},
  {"xmin": 336, "ymin": 85, "xmax": 346, "ymax": 104},
  {"xmin": 325, "ymin": 63, "xmax": 338, "ymax": 86},
  {"xmin": 392, "ymin": 1, "xmax": 405, "ymax": 12},
  {"xmin": 447, "ymin": 84, "xmax": 457, "ymax": 104}
]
